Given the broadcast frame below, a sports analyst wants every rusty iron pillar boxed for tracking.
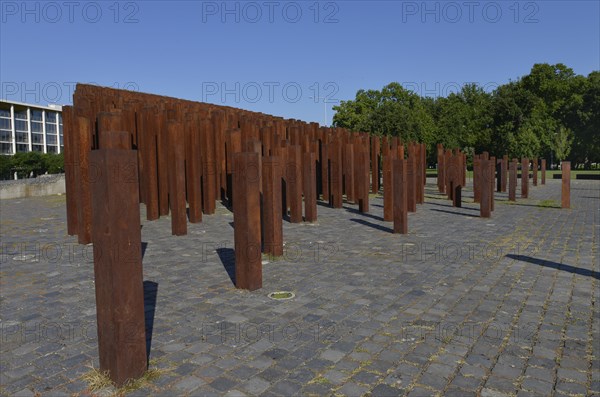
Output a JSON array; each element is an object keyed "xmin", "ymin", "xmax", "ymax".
[
  {"xmin": 90, "ymin": 148, "xmax": 147, "ymax": 387},
  {"xmin": 303, "ymin": 152, "xmax": 318, "ymax": 222},
  {"xmin": 167, "ymin": 121, "xmax": 187, "ymax": 236},
  {"xmin": 393, "ymin": 158, "xmax": 408, "ymax": 234},
  {"xmin": 561, "ymin": 161, "xmax": 571, "ymax": 209},
  {"xmin": 509, "ymin": 159, "xmax": 517, "ymax": 201},
  {"xmin": 233, "ymin": 152, "xmax": 262, "ymax": 291},
  {"xmin": 329, "ymin": 140, "xmax": 343, "ymax": 208},
  {"xmin": 383, "ymin": 153, "xmax": 395, "ymax": 221},
  {"xmin": 541, "ymin": 159, "xmax": 546, "ymax": 185},
  {"xmin": 480, "ymin": 157, "xmax": 491, "ymax": 218},
  {"xmin": 287, "ymin": 145, "xmax": 303, "ymax": 222},
  {"xmin": 262, "ymin": 157, "xmax": 283, "ymax": 257},
  {"xmin": 521, "ymin": 158, "xmax": 529, "ymax": 198}
]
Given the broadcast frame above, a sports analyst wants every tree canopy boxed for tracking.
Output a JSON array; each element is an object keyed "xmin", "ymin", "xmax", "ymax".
[{"xmin": 332, "ymin": 63, "xmax": 599, "ymax": 168}]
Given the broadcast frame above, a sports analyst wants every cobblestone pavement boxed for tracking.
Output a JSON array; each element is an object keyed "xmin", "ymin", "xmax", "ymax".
[{"xmin": 1, "ymin": 178, "xmax": 598, "ymax": 396}]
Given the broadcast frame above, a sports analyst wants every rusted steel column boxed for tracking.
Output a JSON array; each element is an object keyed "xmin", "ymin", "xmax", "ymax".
[
  {"xmin": 383, "ymin": 152, "xmax": 395, "ymax": 222},
  {"xmin": 321, "ymin": 142, "xmax": 329, "ymax": 200},
  {"xmin": 521, "ymin": 158, "xmax": 529, "ymax": 198},
  {"xmin": 415, "ymin": 144, "xmax": 424, "ymax": 205},
  {"xmin": 393, "ymin": 158, "xmax": 408, "ymax": 234},
  {"xmin": 445, "ymin": 149, "xmax": 453, "ymax": 199},
  {"xmin": 97, "ymin": 112, "xmax": 125, "ymax": 148},
  {"xmin": 233, "ymin": 152, "xmax": 262, "ymax": 291},
  {"xmin": 90, "ymin": 148, "xmax": 147, "ymax": 387},
  {"xmin": 157, "ymin": 111, "xmax": 170, "ymax": 216},
  {"xmin": 501, "ymin": 155, "xmax": 508, "ymax": 192},
  {"xmin": 226, "ymin": 129, "xmax": 242, "ymax": 207},
  {"xmin": 371, "ymin": 135, "xmax": 380, "ymax": 193},
  {"xmin": 357, "ymin": 147, "xmax": 370, "ymax": 213},
  {"xmin": 167, "ymin": 121, "xmax": 187, "ymax": 236},
  {"xmin": 287, "ymin": 145, "xmax": 303, "ymax": 222},
  {"xmin": 139, "ymin": 108, "xmax": 159, "ymax": 221},
  {"xmin": 496, "ymin": 159, "xmax": 502, "ymax": 192},
  {"xmin": 212, "ymin": 110, "xmax": 226, "ymax": 201},
  {"xmin": 185, "ymin": 117, "xmax": 202, "ymax": 223},
  {"xmin": 532, "ymin": 157, "xmax": 538, "ymax": 186},
  {"xmin": 509, "ymin": 159, "xmax": 517, "ymax": 201},
  {"xmin": 437, "ymin": 144, "xmax": 445, "ymax": 193},
  {"xmin": 541, "ymin": 159, "xmax": 546, "ymax": 185},
  {"xmin": 62, "ymin": 106, "xmax": 78, "ymax": 236},
  {"xmin": 262, "ymin": 157, "xmax": 283, "ymax": 257},
  {"xmin": 480, "ymin": 157, "xmax": 491, "ymax": 218},
  {"xmin": 489, "ymin": 156, "xmax": 495, "ymax": 212},
  {"xmin": 303, "ymin": 152, "xmax": 317, "ymax": 222},
  {"xmin": 343, "ymin": 142, "xmax": 355, "ymax": 203},
  {"xmin": 561, "ymin": 161, "xmax": 570, "ymax": 209},
  {"xmin": 201, "ymin": 118, "xmax": 216, "ymax": 214},
  {"xmin": 329, "ymin": 140, "xmax": 343, "ymax": 208},
  {"xmin": 473, "ymin": 155, "xmax": 481, "ymax": 203},
  {"xmin": 407, "ymin": 153, "xmax": 417, "ymax": 213},
  {"xmin": 420, "ymin": 143, "xmax": 426, "ymax": 187},
  {"xmin": 76, "ymin": 116, "xmax": 93, "ymax": 244},
  {"xmin": 462, "ymin": 152, "xmax": 467, "ymax": 187}
]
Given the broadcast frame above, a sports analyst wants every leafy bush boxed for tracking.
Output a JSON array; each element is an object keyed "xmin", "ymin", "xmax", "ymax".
[{"xmin": 0, "ymin": 152, "xmax": 64, "ymax": 180}]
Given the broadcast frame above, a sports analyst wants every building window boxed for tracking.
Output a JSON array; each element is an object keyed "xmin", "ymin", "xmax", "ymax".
[
  {"xmin": 31, "ymin": 133, "xmax": 43, "ymax": 144},
  {"xmin": 14, "ymin": 110, "xmax": 27, "ymax": 120},
  {"xmin": 46, "ymin": 123, "xmax": 57, "ymax": 134},
  {"xmin": 31, "ymin": 110, "xmax": 43, "ymax": 121},
  {"xmin": 15, "ymin": 120, "xmax": 27, "ymax": 131},
  {"xmin": 31, "ymin": 121, "xmax": 43, "ymax": 133},
  {"xmin": 0, "ymin": 143, "xmax": 12, "ymax": 154},
  {"xmin": 16, "ymin": 132, "xmax": 28, "ymax": 143}
]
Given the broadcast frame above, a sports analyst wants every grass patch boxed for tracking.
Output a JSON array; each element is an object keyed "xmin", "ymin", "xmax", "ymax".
[
  {"xmin": 308, "ymin": 376, "xmax": 331, "ymax": 385},
  {"xmin": 81, "ymin": 359, "xmax": 173, "ymax": 396},
  {"xmin": 537, "ymin": 199, "xmax": 560, "ymax": 208}
]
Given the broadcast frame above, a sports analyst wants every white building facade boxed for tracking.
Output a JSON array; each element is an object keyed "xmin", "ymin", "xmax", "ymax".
[{"xmin": 0, "ymin": 100, "xmax": 64, "ymax": 155}]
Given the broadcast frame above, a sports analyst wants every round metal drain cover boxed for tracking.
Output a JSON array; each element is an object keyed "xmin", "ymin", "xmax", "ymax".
[{"xmin": 268, "ymin": 291, "xmax": 295, "ymax": 300}]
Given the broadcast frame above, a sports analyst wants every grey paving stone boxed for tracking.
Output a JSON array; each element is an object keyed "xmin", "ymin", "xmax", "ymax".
[
  {"xmin": 337, "ymin": 382, "xmax": 369, "ymax": 396},
  {"xmin": 240, "ymin": 376, "xmax": 271, "ymax": 395},
  {"xmin": 173, "ymin": 375, "xmax": 205, "ymax": 392}
]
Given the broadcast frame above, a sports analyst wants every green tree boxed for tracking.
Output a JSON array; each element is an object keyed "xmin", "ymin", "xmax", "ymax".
[
  {"xmin": 552, "ymin": 125, "xmax": 574, "ymax": 162},
  {"xmin": 0, "ymin": 155, "xmax": 13, "ymax": 180},
  {"xmin": 11, "ymin": 152, "xmax": 45, "ymax": 178}
]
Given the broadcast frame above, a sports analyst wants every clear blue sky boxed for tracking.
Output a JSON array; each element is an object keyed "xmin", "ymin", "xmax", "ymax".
[{"xmin": 1, "ymin": 1, "xmax": 598, "ymax": 125}]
